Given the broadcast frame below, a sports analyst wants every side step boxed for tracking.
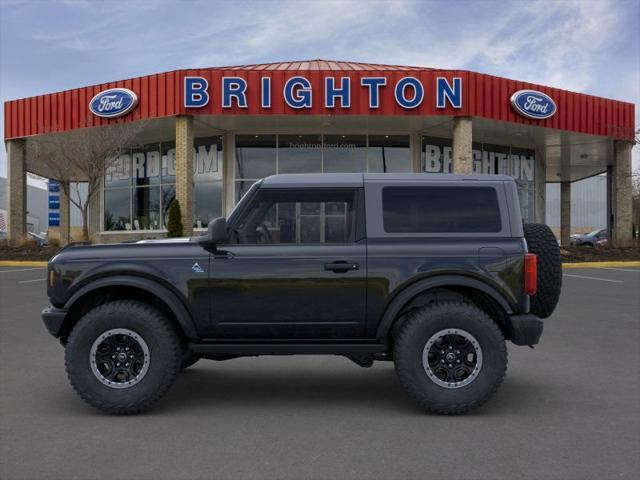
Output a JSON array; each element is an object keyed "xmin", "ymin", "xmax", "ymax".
[{"xmin": 190, "ymin": 342, "xmax": 387, "ymax": 356}]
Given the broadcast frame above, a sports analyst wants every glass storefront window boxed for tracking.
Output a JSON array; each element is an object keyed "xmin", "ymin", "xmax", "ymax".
[
  {"xmin": 104, "ymin": 188, "xmax": 131, "ymax": 231},
  {"xmin": 132, "ymin": 143, "xmax": 161, "ymax": 187},
  {"xmin": 194, "ymin": 136, "xmax": 223, "ymax": 228},
  {"xmin": 422, "ymin": 136, "xmax": 453, "ymax": 173},
  {"xmin": 278, "ymin": 134, "xmax": 322, "ymax": 173},
  {"xmin": 236, "ymin": 135, "xmax": 277, "ymax": 179},
  {"xmin": 368, "ymin": 135, "xmax": 411, "ymax": 172},
  {"xmin": 161, "ymin": 185, "xmax": 175, "ymax": 228},
  {"xmin": 132, "ymin": 186, "xmax": 161, "ymax": 230},
  {"xmin": 421, "ymin": 136, "xmax": 536, "ymax": 222},
  {"xmin": 234, "ymin": 133, "xmax": 412, "ymax": 203},
  {"xmin": 194, "ymin": 181, "xmax": 223, "ymax": 229},
  {"xmin": 323, "ymin": 135, "xmax": 367, "ymax": 173},
  {"xmin": 235, "ymin": 180, "xmax": 257, "ymax": 203},
  {"xmin": 105, "ymin": 154, "xmax": 131, "ymax": 188},
  {"xmin": 195, "ymin": 136, "xmax": 223, "ymax": 181},
  {"xmin": 161, "ymin": 142, "xmax": 176, "ymax": 184},
  {"xmin": 104, "ymin": 136, "xmax": 224, "ymax": 232}
]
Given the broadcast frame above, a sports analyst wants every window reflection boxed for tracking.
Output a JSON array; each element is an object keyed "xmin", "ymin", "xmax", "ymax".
[
  {"xmin": 104, "ymin": 137, "xmax": 224, "ymax": 232},
  {"xmin": 368, "ymin": 135, "xmax": 411, "ymax": 172},
  {"xmin": 323, "ymin": 134, "xmax": 366, "ymax": 173},
  {"xmin": 278, "ymin": 134, "xmax": 322, "ymax": 173},
  {"xmin": 104, "ymin": 188, "xmax": 131, "ymax": 231},
  {"xmin": 132, "ymin": 186, "xmax": 161, "ymax": 230},
  {"xmin": 237, "ymin": 189, "xmax": 355, "ymax": 244}
]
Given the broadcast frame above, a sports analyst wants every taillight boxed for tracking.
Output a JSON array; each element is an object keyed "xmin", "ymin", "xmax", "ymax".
[{"xmin": 524, "ymin": 253, "xmax": 537, "ymax": 295}]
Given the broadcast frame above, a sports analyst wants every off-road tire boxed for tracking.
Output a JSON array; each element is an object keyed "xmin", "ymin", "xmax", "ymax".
[
  {"xmin": 65, "ymin": 300, "xmax": 182, "ymax": 415},
  {"xmin": 394, "ymin": 301, "xmax": 507, "ymax": 415},
  {"xmin": 524, "ymin": 223, "xmax": 562, "ymax": 318}
]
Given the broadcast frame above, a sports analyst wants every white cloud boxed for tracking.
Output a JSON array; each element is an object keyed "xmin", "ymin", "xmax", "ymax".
[{"xmin": 1, "ymin": 0, "xmax": 638, "ymax": 177}]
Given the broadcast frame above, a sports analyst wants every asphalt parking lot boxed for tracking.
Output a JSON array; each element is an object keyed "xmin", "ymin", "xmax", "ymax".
[{"xmin": 1, "ymin": 265, "xmax": 639, "ymax": 480}]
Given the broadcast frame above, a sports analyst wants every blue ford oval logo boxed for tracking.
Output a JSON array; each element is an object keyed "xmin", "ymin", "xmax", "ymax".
[
  {"xmin": 510, "ymin": 89, "xmax": 556, "ymax": 120},
  {"xmin": 89, "ymin": 88, "xmax": 138, "ymax": 118}
]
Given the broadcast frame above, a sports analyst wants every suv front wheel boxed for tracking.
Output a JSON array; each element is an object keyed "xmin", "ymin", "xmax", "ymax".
[
  {"xmin": 394, "ymin": 301, "xmax": 507, "ymax": 414},
  {"xmin": 65, "ymin": 300, "xmax": 182, "ymax": 414}
]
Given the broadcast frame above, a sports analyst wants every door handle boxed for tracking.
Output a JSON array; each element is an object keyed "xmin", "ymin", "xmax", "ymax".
[{"xmin": 324, "ymin": 261, "xmax": 359, "ymax": 273}]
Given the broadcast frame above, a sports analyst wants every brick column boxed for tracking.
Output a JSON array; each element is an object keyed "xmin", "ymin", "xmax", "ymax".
[
  {"xmin": 59, "ymin": 182, "xmax": 70, "ymax": 246},
  {"xmin": 410, "ymin": 133, "xmax": 422, "ymax": 173},
  {"xmin": 175, "ymin": 115, "xmax": 194, "ymax": 236},
  {"xmin": 6, "ymin": 139, "xmax": 27, "ymax": 245},
  {"xmin": 452, "ymin": 117, "xmax": 473, "ymax": 174},
  {"xmin": 610, "ymin": 141, "xmax": 633, "ymax": 247},
  {"xmin": 560, "ymin": 181, "xmax": 571, "ymax": 247}
]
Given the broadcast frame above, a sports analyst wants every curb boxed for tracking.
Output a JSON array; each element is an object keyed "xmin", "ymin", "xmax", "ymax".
[
  {"xmin": 0, "ymin": 261, "xmax": 48, "ymax": 267},
  {"xmin": 562, "ymin": 261, "xmax": 640, "ymax": 269}
]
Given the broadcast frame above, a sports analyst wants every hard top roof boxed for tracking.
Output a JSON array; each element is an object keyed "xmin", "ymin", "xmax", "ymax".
[{"xmin": 260, "ymin": 173, "xmax": 514, "ymax": 188}]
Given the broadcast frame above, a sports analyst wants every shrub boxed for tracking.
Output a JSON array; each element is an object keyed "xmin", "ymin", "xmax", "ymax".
[{"xmin": 167, "ymin": 200, "xmax": 183, "ymax": 238}]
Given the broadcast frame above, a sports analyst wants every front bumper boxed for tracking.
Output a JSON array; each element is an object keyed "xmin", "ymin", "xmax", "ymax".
[
  {"xmin": 42, "ymin": 305, "xmax": 68, "ymax": 338},
  {"xmin": 506, "ymin": 313, "xmax": 543, "ymax": 346}
]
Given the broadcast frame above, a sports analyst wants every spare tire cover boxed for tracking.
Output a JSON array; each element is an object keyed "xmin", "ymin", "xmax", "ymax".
[{"xmin": 523, "ymin": 223, "xmax": 562, "ymax": 318}]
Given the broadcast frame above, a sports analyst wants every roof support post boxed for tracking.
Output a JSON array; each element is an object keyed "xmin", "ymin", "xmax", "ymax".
[
  {"xmin": 452, "ymin": 116, "xmax": 473, "ymax": 174},
  {"xmin": 6, "ymin": 139, "xmax": 27, "ymax": 245},
  {"xmin": 560, "ymin": 181, "xmax": 571, "ymax": 247},
  {"xmin": 534, "ymin": 150, "xmax": 547, "ymax": 224},
  {"xmin": 610, "ymin": 141, "xmax": 633, "ymax": 247},
  {"xmin": 175, "ymin": 115, "xmax": 194, "ymax": 236},
  {"xmin": 223, "ymin": 133, "xmax": 235, "ymax": 215},
  {"xmin": 410, "ymin": 133, "xmax": 422, "ymax": 173}
]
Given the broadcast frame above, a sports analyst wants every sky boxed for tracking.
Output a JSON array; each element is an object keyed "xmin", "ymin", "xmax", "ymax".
[{"xmin": 1, "ymin": 0, "xmax": 639, "ymax": 182}]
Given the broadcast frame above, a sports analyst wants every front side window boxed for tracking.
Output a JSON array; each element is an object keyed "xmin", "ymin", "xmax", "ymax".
[
  {"xmin": 382, "ymin": 186, "xmax": 502, "ymax": 233},
  {"xmin": 235, "ymin": 189, "xmax": 355, "ymax": 244}
]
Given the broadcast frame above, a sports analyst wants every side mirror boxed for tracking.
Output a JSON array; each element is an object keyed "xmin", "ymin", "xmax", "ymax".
[{"xmin": 208, "ymin": 217, "xmax": 228, "ymax": 243}]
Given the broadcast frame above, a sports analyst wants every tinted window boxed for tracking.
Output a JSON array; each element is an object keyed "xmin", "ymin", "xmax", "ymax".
[
  {"xmin": 236, "ymin": 189, "xmax": 355, "ymax": 244},
  {"xmin": 382, "ymin": 186, "xmax": 501, "ymax": 233}
]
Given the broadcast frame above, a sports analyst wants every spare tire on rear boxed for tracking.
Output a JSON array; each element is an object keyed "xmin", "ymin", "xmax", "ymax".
[{"xmin": 524, "ymin": 223, "xmax": 562, "ymax": 318}]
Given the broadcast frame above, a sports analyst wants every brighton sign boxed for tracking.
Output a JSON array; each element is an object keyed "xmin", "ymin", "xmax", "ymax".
[
  {"xmin": 510, "ymin": 89, "xmax": 557, "ymax": 120},
  {"xmin": 89, "ymin": 88, "xmax": 138, "ymax": 118},
  {"xmin": 183, "ymin": 76, "xmax": 464, "ymax": 110}
]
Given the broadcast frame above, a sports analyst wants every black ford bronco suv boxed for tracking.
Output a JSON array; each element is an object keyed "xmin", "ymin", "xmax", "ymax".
[{"xmin": 42, "ymin": 173, "xmax": 562, "ymax": 415}]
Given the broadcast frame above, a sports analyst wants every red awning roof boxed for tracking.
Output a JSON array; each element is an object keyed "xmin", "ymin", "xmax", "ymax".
[
  {"xmin": 214, "ymin": 59, "xmax": 435, "ymax": 71},
  {"xmin": 3, "ymin": 59, "xmax": 635, "ymax": 141}
]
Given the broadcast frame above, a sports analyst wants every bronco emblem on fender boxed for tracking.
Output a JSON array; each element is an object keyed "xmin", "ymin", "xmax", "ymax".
[{"xmin": 191, "ymin": 262, "xmax": 205, "ymax": 273}]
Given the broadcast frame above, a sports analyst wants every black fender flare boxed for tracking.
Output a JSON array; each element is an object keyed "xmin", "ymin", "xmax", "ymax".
[
  {"xmin": 375, "ymin": 275, "xmax": 513, "ymax": 340},
  {"xmin": 63, "ymin": 275, "xmax": 198, "ymax": 339}
]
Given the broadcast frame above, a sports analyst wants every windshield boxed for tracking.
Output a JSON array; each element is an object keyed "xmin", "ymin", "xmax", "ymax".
[
  {"xmin": 587, "ymin": 229, "xmax": 603, "ymax": 237},
  {"xmin": 227, "ymin": 180, "xmax": 262, "ymax": 226}
]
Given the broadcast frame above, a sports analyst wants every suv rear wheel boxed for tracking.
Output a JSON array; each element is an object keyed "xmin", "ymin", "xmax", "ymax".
[
  {"xmin": 394, "ymin": 301, "xmax": 507, "ymax": 414},
  {"xmin": 65, "ymin": 300, "xmax": 182, "ymax": 414}
]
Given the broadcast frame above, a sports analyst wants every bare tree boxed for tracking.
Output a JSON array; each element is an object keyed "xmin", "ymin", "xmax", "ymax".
[{"xmin": 27, "ymin": 121, "xmax": 144, "ymax": 241}]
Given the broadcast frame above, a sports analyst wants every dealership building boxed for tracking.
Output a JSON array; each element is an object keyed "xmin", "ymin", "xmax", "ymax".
[{"xmin": 3, "ymin": 60, "xmax": 636, "ymax": 245}]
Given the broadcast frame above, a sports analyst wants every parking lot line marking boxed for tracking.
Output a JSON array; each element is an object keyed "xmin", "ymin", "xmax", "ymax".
[
  {"xmin": 0, "ymin": 267, "xmax": 46, "ymax": 273},
  {"xmin": 562, "ymin": 261, "xmax": 640, "ymax": 268},
  {"xmin": 563, "ymin": 274, "xmax": 624, "ymax": 283},
  {"xmin": 0, "ymin": 261, "xmax": 48, "ymax": 267},
  {"xmin": 17, "ymin": 278, "xmax": 46, "ymax": 284},
  {"xmin": 598, "ymin": 267, "xmax": 640, "ymax": 273}
]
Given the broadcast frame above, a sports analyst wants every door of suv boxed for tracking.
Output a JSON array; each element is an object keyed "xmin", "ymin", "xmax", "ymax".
[{"xmin": 204, "ymin": 187, "xmax": 367, "ymax": 339}]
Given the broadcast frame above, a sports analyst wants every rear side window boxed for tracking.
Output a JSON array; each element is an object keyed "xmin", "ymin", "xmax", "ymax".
[{"xmin": 382, "ymin": 186, "xmax": 502, "ymax": 233}]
